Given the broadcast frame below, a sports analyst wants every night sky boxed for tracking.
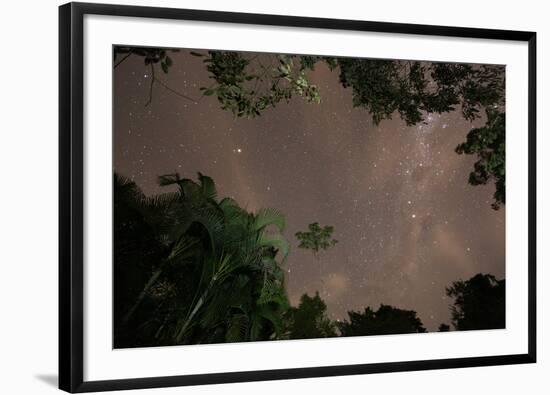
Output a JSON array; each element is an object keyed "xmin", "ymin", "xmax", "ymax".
[{"xmin": 113, "ymin": 50, "xmax": 505, "ymax": 331}]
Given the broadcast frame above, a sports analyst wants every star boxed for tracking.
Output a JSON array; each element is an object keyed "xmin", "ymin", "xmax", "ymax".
[{"xmin": 113, "ymin": 49, "xmax": 505, "ymax": 332}]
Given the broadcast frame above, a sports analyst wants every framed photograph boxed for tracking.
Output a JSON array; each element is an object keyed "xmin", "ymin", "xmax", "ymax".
[{"xmin": 59, "ymin": 2, "xmax": 536, "ymax": 392}]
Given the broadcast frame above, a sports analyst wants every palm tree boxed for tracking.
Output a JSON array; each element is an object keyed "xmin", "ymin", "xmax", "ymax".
[{"xmin": 114, "ymin": 172, "xmax": 290, "ymax": 346}]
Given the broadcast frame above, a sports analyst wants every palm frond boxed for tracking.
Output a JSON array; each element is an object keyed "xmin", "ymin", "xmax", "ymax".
[
  {"xmin": 191, "ymin": 206, "xmax": 224, "ymax": 252},
  {"xmin": 256, "ymin": 304, "xmax": 284, "ymax": 336},
  {"xmin": 226, "ymin": 313, "xmax": 249, "ymax": 342},
  {"xmin": 198, "ymin": 172, "xmax": 218, "ymax": 202},
  {"xmin": 254, "ymin": 207, "xmax": 285, "ymax": 232},
  {"xmin": 199, "ymin": 289, "xmax": 232, "ymax": 328},
  {"xmin": 260, "ymin": 256, "xmax": 285, "ymax": 280},
  {"xmin": 158, "ymin": 173, "xmax": 181, "ymax": 186},
  {"xmin": 258, "ymin": 232, "xmax": 290, "ymax": 263},
  {"xmin": 143, "ymin": 192, "xmax": 180, "ymax": 210},
  {"xmin": 114, "ymin": 173, "xmax": 146, "ymax": 206},
  {"xmin": 168, "ymin": 234, "xmax": 200, "ymax": 261}
]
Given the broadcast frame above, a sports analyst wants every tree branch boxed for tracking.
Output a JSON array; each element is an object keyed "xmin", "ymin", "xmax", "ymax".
[
  {"xmin": 114, "ymin": 51, "xmax": 133, "ymax": 69},
  {"xmin": 154, "ymin": 77, "xmax": 198, "ymax": 103},
  {"xmin": 145, "ymin": 63, "xmax": 155, "ymax": 107}
]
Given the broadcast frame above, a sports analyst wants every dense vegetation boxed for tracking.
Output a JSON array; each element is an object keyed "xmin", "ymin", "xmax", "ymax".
[
  {"xmin": 446, "ymin": 273, "xmax": 505, "ymax": 330},
  {"xmin": 114, "ymin": 173, "xmax": 505, "ymax": 348},
  {"xmin": 113, "ymin": 47, "xmax": 506, "ymax": 347},
  {"xmin": 337, "ymin": 305, "xmax": 426, "ymax": 336},
  {"xmin": 114, "ymin": 172, "xmax": 290, "ymax": 347},
  {"xmin": 114, "ymin": 47, "xmax": 505, "ymax": 209}
]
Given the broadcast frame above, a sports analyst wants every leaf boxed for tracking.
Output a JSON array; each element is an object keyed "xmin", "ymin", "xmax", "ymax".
[
  {"xmin": 254, "ymin": 208, "xmax": 285, "ymax": 232},
  {"xmin": 168, "ymin": 234, "xmax": 200, "ymax": 260},
  {"xmin": 158, "ymin": 173, "xmax": 180, "ymax": 186},
  {"xmin": 259, "ymin": 232, "xmax": 290, "ymax": 263},
  {"xmin": 197, "ymin": 172, "xmax": 217, "ymax": 201},
  {"xmin": 226, "ymin": 314, "xmax": 249, "ymax": 342},
  {"xmin": 295, "ymin": 222, "xmax": 338, "ymax": 255}
]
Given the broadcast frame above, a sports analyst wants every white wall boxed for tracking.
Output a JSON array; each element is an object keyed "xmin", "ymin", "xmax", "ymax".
[{"xmin": 0, "ymin": 0, "xmax": 547, "ymax": 394}]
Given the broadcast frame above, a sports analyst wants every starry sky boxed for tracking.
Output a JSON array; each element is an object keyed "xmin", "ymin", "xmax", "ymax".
[{"xmin": 113, "ymin": 49, "xmax": 505, "ymax": 331}]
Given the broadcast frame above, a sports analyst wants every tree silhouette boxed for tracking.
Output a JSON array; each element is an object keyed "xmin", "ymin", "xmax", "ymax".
[
  {"xmin": 114, "ymin": 47, "xmax": 505, "ymax": 209},
  {"xmin": 446, "ymin": 273, "xmax": 505, "ymax": 331},
  {"xmin": 295, "ymin": 222, "xmax": 338, "ymax": 258},
  {"xmin": 195, "ymin": 51, "xmax": 321, "ymax": 117},
  {"xmin": 113, "ymin": 174, "xmax": 169, "ymax": 347},
  {"xmin": 438, "ymin": 323, "xmax": 451, "ymax": 332},
  {"xmin": 456, "ymin": 109, "xmax": 505, "ymax": 209},
  {"xmin": 284, "ymin": 293, "xmax": 337, "ymax": 339},
  {"xmin": 337, "ymin": 304, "xmax": 426, "ymax": 336},
  {"xmin": 113, "ymin": 171, "xmax": 507, "ymax": 347},
  {"xmin": 295, "ymin": 222, "xmax": 338, "ymax": 295},
  {"xmin": 114, "ymin": 172, "xmax": 290, "ymax": 347},
  {"xmin": 114, "ymin": 46, "xmax": 196, "ymax": 105}
]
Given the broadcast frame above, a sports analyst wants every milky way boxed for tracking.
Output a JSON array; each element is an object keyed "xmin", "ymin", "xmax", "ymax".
[{"xmin": 113, "ymin": 50, "xmax": 505, "ymax": 331}]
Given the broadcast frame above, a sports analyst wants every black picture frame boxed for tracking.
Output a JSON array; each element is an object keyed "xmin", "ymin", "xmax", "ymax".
[{"xmin": 59, "ymin": 2, "xmax": 537, "ymax": 393}]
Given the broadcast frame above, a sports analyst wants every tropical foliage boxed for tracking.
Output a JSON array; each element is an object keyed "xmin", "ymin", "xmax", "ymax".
[
  {"xmin": 445, "ymin": 273, "xmax": 505, "ymax": 331},
  {"xmin": 283, "ymin": 293, "xmax": 337, "ymax": 339},
  {"xmin": 114, "ymin": 172, "xmax": 505, "ymax": 348},
  {"xmin": 194, "ymin": 51, "xmax": 321, "ymax": 118},
  {"xmin": 114, "ymin": 47, "xmax": 505, "ymax": 210},
  {"xmin": 456, "ymin": 108, "xmax": 505, "ymax": 209},
  {"xmin": 337, "ymin": 305, "xmax": 426, "ymax": 336},
  {"xmin": 114, "ymin": 172, "xmax": 290, "ymax": 347}
]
